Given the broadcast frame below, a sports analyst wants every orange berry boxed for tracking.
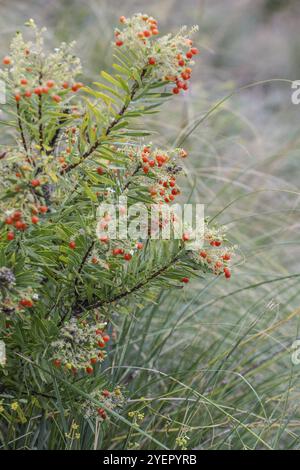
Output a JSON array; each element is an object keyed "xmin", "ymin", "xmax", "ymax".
[
  {"xmin": 52, "ymin": 94, "xmax": 61, "ymax": 103},
  {"xmin": 31, "ymin": 216, "xmax": 39, "ymax": 224},
  {"xmin": 31, "ymin": 179, "xmax": 40, "ymax": 187},
  {"xmin": 7, "ymin": 231, "xmax": 15, "ymax": 241}
]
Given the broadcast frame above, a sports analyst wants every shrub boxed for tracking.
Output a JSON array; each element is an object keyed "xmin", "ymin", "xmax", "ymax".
[{"xmin": 0, "ymin": 14, "xmax": 233, "ymax": 449}]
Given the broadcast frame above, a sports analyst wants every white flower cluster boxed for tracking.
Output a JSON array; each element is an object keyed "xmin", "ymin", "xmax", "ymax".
[{"xmin": 51, "ymin": 318, "xmax": 109, "ymax": 373}]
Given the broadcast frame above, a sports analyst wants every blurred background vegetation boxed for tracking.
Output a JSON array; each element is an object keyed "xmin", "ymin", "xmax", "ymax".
[{"xmin": 1, "ymin": 0, "xmax": 300, "ymax": 449}]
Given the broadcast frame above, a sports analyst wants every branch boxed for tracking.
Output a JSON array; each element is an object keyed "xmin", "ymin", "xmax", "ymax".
[
  {"xmin": 74, "ymin": 240, "xmax": 95, "ymax": 296},
  {"xmin": 46, "ymin": 108, "xmax": 70, "ymax": 156},
  {"xmin": 60, "ymin": 67, "xmax": 147, "ymax": 175},
  {"xmin": 16, "ymin": 102, "xmax": 28, "ymax": 155},
  {"xmin": 74, "ymin": 248, "xmax": 184, "ymax": 316},
  {"xmin": 38, "ymin": 71, "xmax": 44, "ymax": 152}
]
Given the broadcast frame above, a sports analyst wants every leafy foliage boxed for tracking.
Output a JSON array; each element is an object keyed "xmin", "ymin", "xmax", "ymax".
[{"xmin": 0, "ymin": 14, "xmax": 235, "ymax": 449}]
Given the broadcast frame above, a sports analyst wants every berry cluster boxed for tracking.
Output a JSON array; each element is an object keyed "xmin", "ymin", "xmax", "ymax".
[
  {"xmin": 124, "ymin": 145, "xmax": 186, "ymax": 203},
  {"xmin": 51, "ymin": 319, "xmax": 110, "ymax": 374},
  {"xmin": 114, "ymin": 14, "xmax": 199, "ymax": 94},
  {"xmin": 82, "ymin": 386, "xmax": 125, "ymax": 421},
  {"xmin": 187, "ymin": 222, "xmax": 235, "ymax": 281},
  {"xmin": 4, "ymin": 206, "xmax": 48, "ymax": 241}
]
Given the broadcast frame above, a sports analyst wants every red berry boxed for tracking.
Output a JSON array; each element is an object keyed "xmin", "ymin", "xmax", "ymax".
[
  {"xmin": 71, "ymin": 82, "xmax": 83, "ymax": 92},
  {"xmin": 62, "ymin": 82, "xmax": 69, "ymax": 89},
  {"xmin": 24, "ymin": 90, "xmax": 32, "ymax": 98},
  {"xmin": 15, "ymin": 94, "xmax": 21, "ymax": 102},
  {"xmin": 152, "ymin": 29, "xmax": 159, "ymax": 35},
  {"xmin": 143, "ymin": 166, "xmax": 149, "ymax": 174},
  {"xmin": 20, "ymin": 78, "xmax": 28, "ymax": 85},
  {"xmin": 200, "ymin": 251, "xmax": 207, "ymax": 258},
  {"xmin": 182, "ymin": 233, "xmax": 189, "ymax": 242},
  {"xmin": 119, "ymin": 16, "xmax": 126, "ymax": 23},
  {"xmin": 31, "ymin": 216, "xmax": 39, "ymax": 224},
  {"xmin": 191, "ymin": 47, "xmax": 199, "ymax": 55},
  {"xmin": 223, "ymin": 253, "xmax": 231, "ymax": 261},
  {"xmin": 178, "ymin": 59, "xmax": 185, "ymax": 67},
  {"xmin": 102, "ymin": 335, "xmax": 110, "ymax": 342},
  {"xmin": 3, "ymin": 56, "xmax": 11, "ymax": 65},
  {"xmin": 177, "ymin": 81, "xmax": 185, "ymax": 89},
  {"xmin": 39, "ymin": 205, "xmax": 48, "ymax": 213},
  {"xmin": 86, "ymin": 366, "xmax": 93, "ymax": 374},
  {"xmin": 115, "ymin": 40, "xmax": 124, "ymax": 47},
  {"xmin": 102, "ymin": 390, "xmax": 110, "ymax": 398},
  {"xmin": 7, "ymin": 231, "xmax": 15, "ymax": 241},
  {"xmin": 69, "ymin": 241, "xmax": 76, "ymax": 249},
  {"xmin": 136, "ymin": 242, "xmax": 143, "ymax": 249},
  {"xmin": 181, "ymin": 277, "xmax": 189, "ymax": 283},
  {"xmin": 31, "ymin": 179, "xmax": 40, "ymax": 187},
  {"xmin": 46, "ymin": 80, "xmax": 55, "ymax": 88},
  {"xmin": 14, "ymin": 221, "xmax": 23, "ymax": 230},
  {"xmin": 5, "ymin": 217, "xmax": 13, "ymax": 225},
  {"xmin": 97, "ymin": 408, "xmax": 107, "ymax": 419},
  {"xmin": 124, "ymin": 253, "xmax": 132, "ymax": 261},
  {"xmin": 224, "ymin": 267, "xmax": 231, "ymax": 279},
  {"xmin": 100, "ymin": 235, "xmax": 109, "ymax": 243},
  {"xmin": 20, "ymin": 298, "xmax": 33, "ymax": 307},
  {"xmin": 143, "ymin": 30, "xmax": 151, "ymax": 38},
  {"xmin": 90, "ymin": 357, "xmax": 97, "ymax": 364},
  {"xmin": 172, "ymin": 87, "xmax": 180, "ymax": 94},
  {"xmin": 186, "ymin": 51, "xmax": 193, "ymax": 59},
  {"xmin": 98, "ymin": 341, "xmax": 105, "ymax": 348},
  {"xmin": 34, "ymin": 87, "xmax": 43, "ymax": 95},
  {"xmin": 52, "ymin": 94, "xmax": 61, "ymax": 103},
  {"xmin": 53, "ymin": 359, "xmax": 61, "ymax": 367},
  {"xmin": 148, "ymin": 57, "xmax": 156, "ymax": 65},
  {"xmin": 97, "ymin": 167, "xmax": 104, "ymax": 175}
]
